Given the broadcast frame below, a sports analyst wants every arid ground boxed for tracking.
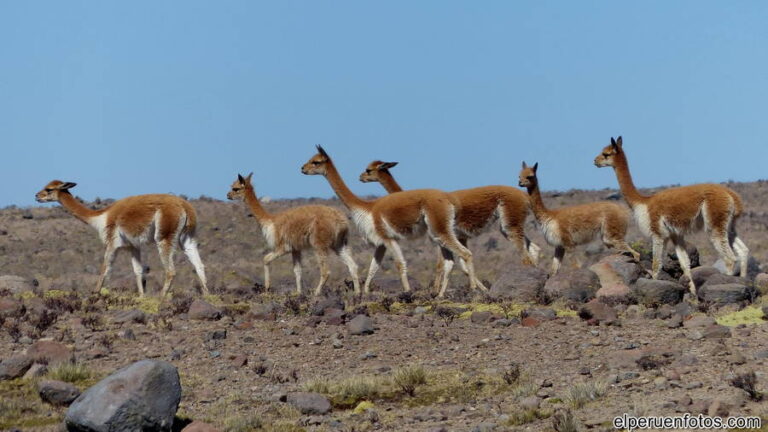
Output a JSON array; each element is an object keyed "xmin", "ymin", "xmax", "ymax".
[{"xmin": 2, "ymin": 181, "xmax": 768, "ymax": 431}]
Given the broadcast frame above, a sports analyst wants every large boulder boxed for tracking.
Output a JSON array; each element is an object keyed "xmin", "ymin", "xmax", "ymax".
[
  {"xmin": 542, "ymin": 269, "xmax": 599, "ymax": 303},
  {"xmin": 489, "ymin": 263, "xmax": 548, "ymax": 302},
  {"xmin": 698, "ymin": 284, "xmax": 754, "ymax": 305},
  {"xmin": 688, "ymin": 266, "xmax": 721, "ymax": 288},
  {"xmin": 590, "ymin": 254, "xmax": 644, "ymax": 304},
  {"xmin": 662, "ymin": 245, "xmax": 700, "ymax": 279},
  {"xmin": 579, "ymin": 300, "xmax": 618, "ymax": 325},
  {"xmin": 0, "ymin": 275, "xmax": 37, "ymax": 294},
  {"xmin": 65, "ymin": 359, "xmax": 181, "ymax": 432},
  {"xmin": 633, "ymin": 279, "xmax": 686, "ymax": 306}
]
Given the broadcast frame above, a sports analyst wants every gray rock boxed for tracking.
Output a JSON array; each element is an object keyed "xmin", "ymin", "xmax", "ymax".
[
  {"xmin": 0, "ymin": 275, "xmax": 37, "ymax": 294},
  {"xmin": 542, "ymin": 269, "xmax": 599, "ymax": 303},
  {"xmin": 755, "ymin": 273, "xmax": 768, "ymax": 295},
  {"xmin": 591, "ymin": 254, "xmax": 645, "ymax": 286},
  {"xmin": 0, "ymin": 297, "xmax": 24, "ymax": 319},
  {"xmin": 489, "ymin": 263, "xmax": 548, "ymax": 302},
  {"xmin": 188, "ymin": 300, "xmax": 222, "ymax": 320},
  {"xmin": 249, "ymin": 302, "xmax": 281, "ymax": 320},
  {"xmin": 38, "ymin": 379, "xmax": 80, "ymax": 406},
  {"xmin": 287, "ymin": 392, "xmax": 331, "ymax": 415},
  {"xmin": 698, "ymin": 284, "xmax": 754, "ymax": 305},
  {"xmin": 663, "ymin": 245, "xmax": 700, "ymax": 279},
  {"xmin": 689, "ymin": 266, "xmax": 721, "ymax": 288},
  {"xmin": 579, "ymin": 300, "xmax": 618, "ymax": 325},
  {"xmin": 633, "ymin": 279, "xmax": 686, "ymax": 306},
  {"xmin": 65, "ymin": 359, "xmax": 181, "ymax": 432},
  {"xmin": 683, "ymin": 316, "xmax": 717, "ymax": 328},
  {"xmin": 0, "ymin": 355, "xmax": 33, "ymax": 380},
  {"xmin": 347, "ymin": 315, "xmax": 374, "ymax": 335},
  {"xmin": 23, "ymin": 363, "xmax": 48, "ymax": 380},
  {"xmin": 714, "ymin": 257, "xmax": 761, "ymax": 280},
  {"xmin": 310, "ymin": 296, "xmax": 345, "ymax": 316},
  {"xmin": 470, "ymin": 310, "xmax": 494, "ymax": 324},
  {"xmin": 521, "ymin": 308, "xmax": 557, "ymax": 321},
  {"xmin": 110, "ymin": 309, "xmax": 147, "ymax": 325}
]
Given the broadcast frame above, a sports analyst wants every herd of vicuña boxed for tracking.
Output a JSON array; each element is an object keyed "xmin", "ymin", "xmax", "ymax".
[{"xmin": 35, "ymin": 137, "xmax": 750, "ymax": 300}]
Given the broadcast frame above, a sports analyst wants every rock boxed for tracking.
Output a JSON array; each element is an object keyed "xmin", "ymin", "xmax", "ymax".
[
  {"xmin": 755, "ymin": 273, "xmax": 768, "ymax": 295},
  {"xmin": 23, "ymin": 363, "xmax": 48, "ymax": 380},
  {"xmin": 182, "ymin": 421, "xmax": 222, "ymax": 432},
  {"xmin": 521, "ymin": 308, "xmax": 557, "ymax": 321},
  {"xmin": 322, "ymin": 308, "xmax": 347, "ymax": 326},
  {"xmin": 663, "ymin": 245, "xmax": 700, "ymax": 279},
  {"xmin": 698, "ymin": 284, "xmax": 754, "ymax": 305},
  {"xmin": 347, "ymin": 315, "xmax": 374, "ymax": 335},
  {"xmin": 489, "ymin": 263, "xmax": 548, "ymax": 302},
  {"xmin": 0, "ymin": 297, "xmax": 24, "ymax": 319},
  {"xmin": 110, "ymin": 309, "xmax": 147, "ymax": 325},
  {"xmin": 595, "ymin": 283, "xmax": 633, "ymax": 304},
  {"xmin": 0, "ymin": 275, "xmax": 37, "ymax": 294},
  {"xmin": 542, "ymin": 269, "xmax": 599, "ymax": 303},
  {"xmin": 310, "ymin": 297, "xmax": 345, "ymax": 316},
  {"xmin": 521, "ymin": 317, "xmax": 540, "ymax": 327},
  {"xmin": 702, "ymin": 324, "xmax": 731, "ymax": 339},
  {"xmin": 683, "ymin": 316, "xmax": 717, "ymax": 328},
  {"xmin": 667, "ymin": 315, "xmax": 683, "ymax": 328},
  {"xmin": 65, "ymin": 359, "xmax": 181, "ymax": 432},
  {"xmin": 492, "ymin": 318, "xmax": 517, "ymax": 328},
  {"xmin": 230, "ymin": 355, "xmax": 248, "ymax": 368},
  {"xmin": 673, "ymin": 302, "xmax": 695, "ymax": 318},
  {"xmin": 689, "ymin": 266, "xmax": 721, "ymax": 288},
  {"xmin": 471, "ymin": 423, "xmax": 496, "ymax": 432},
  {"xmin": 708, "ymin": 399, "xmax": 730, "ymax": 417},
  {"xmin": 714, "ymin": 257, "xmax": 761, "ymax": 280},
  {"xmin": 26, "ymin": 340, "xmax": 74, "ymax": 366},
  {"xmin": 633, "ymin": 279, "xmax": 686, "ymax": 306},
  {"xmin": 38, "ymin": 379, "xmax": 80, "ymax": 406},
  {"xmin": 519, "ymin": 396, "xmax": 541, "ymax": 410},
  {"xmin": 590, "ymin": 254, "xmax": 645, "ymax": 286},
  {"xmin": 0, "ymin": 355, "xmax": 33, "ymax": 380},
  {"xmin": 207, "ymin": 330, "xmax": 227, "ymax": 341},
  {"xmin": 470, "ymin": 311, "xmax": 494, "ymax": 324},
  {"xmin": 579, "ymin": 300, "xmax": 618, "ymax": 325},
  {"xmin": 118, "ymin": 328, "xmax": 136, "ymax": 340},
  {"xmin": 188, "ymin": 300, "xmax": 222, "ymax": 320},
  {"xmin": 249, "ymin": 302, "xmax": 281, "ymax": 321},
  {"xmin": 287, "ymin": 392, "xmax": 331, "ymax": 415}
]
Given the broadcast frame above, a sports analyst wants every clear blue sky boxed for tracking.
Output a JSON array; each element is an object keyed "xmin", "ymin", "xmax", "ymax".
[{"xmin": 2, "ymin": 1, "xmax": 767, "ymax": 207}]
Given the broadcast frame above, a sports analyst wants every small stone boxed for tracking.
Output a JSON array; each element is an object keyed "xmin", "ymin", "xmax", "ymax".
[
  {"xmin": 683, "ymin": 316, "xmax": 717, "ymax": 328},
  {"xmin": 207, "ymin": 330, "xmax": 227, "ymax": 341},
  {"xmin": 347, "ymin": 315, "xmax": 374, "ymax": 335},
  {"xmin": 653, "ymin": 377, "xmax": 668, "ymax": 389},
  {"xmin": 181, "ymin": 421, "xmax": 222, "ymax": 432},
  {"xmin": 579, "ymin": 300, "xmax": 618, "ymax": 325},
  {"xmin": 685, "ymin": 381, "xmax": 703, "ymax": 390},
  {"xmin": 0, "ymin": 355, "xmax": 33, "ymax": 380},
  {"xmin": 188, "ymin": 300, "xmax": 222, "ymax": 320},
  {"xmin": 470, "ymin": 311, "xmax": 493, "ymax": 324},
  {"xmin": 22, "ymin": 363, "xmax": 48, "ymax": 380},
  {"xmin": 620, "ymin": 371, "xmax": 640, "ymax": 380},
  {"xmin": 287, "ymin": 392, "xmax": 332, "ymax": 415},
  {"xmin": 38, "ymin": 380, "xmax": 80, "ymax": 406},
  {"xmin": 521, "ymin": 317, "xmax": 540, "ymax": 327},
  {"xmin": 111, "ymin": 309, "xmax": 147, "ymax": 324},
  {"xmin": 230, "ymin": 355, "xmax": 247, "ymax": 367},
  {"xmin": 119, "ymin": 328, "xmax": 136, "ymax": 340},
  {"xmin": 667, "ymin": 315, "xmax": 683, "ymax": 328}
]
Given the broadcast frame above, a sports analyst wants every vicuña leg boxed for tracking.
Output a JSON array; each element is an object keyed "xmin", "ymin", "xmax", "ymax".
[
  {"xmin": 314, "ymin": 250, "xmax": 330, "ymax": 296},
  {"xmin": 129, "ymin": 247, "xmax": 145, "ymax": 297},
  {"xmin": 651, "ymin": 236, "xmax": 668, "ymax": 279},
  {"xmin": 182, "ymin": 237, "xmax": 209, "ymax": 295},
  {"xmin": 291, "ymin": 250, "xmax": 303, "ymax": 294},
  {"xmin": 263, "ymin": 250, "xmax": 287, "ymax": 290},
  {"xmin": 503, "ymin": 221, "xmax": 539, "ymax": 266},
  {"xmin": 337, "ymin": 245, "xmax": 361, "ymax": 294},
  {"xmin": 437, "ymin": 246, "xmax": 456, "ymax": 298},
  {"xmin": 672, "ymin": 236, "xmax": 696, "ymax": 296},
  {"xmin": 96, "ymin": 243, "xmax": 118, "ymax": 293},
  {"xmin": 731, "ymin": 234, "xmax": 750, "ymax": 278},
  {"xmin": 158, "ymin": 241, "xmax": 177, "ymax": 296},
  {"xmin": 431, "ymin": 245, "xmax": 444, "ymax": 291},
  {"xmin": 552, "ymin": 246, "xmax": 565, "ymax": 274},
  {"xmin": 710, "ymin": 230, "xmax": 738, "ymax": 276},
  {"xmin": 385, "ymin": 239, "xmax": 411, "ymax": 292},
  {"xmin": 363, "ymin": 245, "xmax": 387, "ymax": 294}
]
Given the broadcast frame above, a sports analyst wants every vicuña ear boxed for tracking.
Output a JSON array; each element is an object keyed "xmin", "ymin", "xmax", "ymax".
[
  {"xmin": 615, "ymin": 136, "xmax": 623, "ymax": 148},
  {"xmin": 380, "ymin": 161, "xmax": 398, "ymax": 170},
  {"xmin": 532, "ymin": 162, "xmax": 538, "ymax": 173},
  {"xmin": 245, "ymin": 172, "xmax": 254, "ymax": 183},
  {"xmin": 60, "ymin": 182, "xmax": 77, "ymax": 190},
  {"xmin": 237, "ymin": 174, "xmax": 245, "ymax": 184},
  {"xmin": 522, "ymin": 161, "xmax": 527, "ymax": 169},
  {"xmin": 316, "ymin": 145, "xmax": 329, "ymax": 159}
]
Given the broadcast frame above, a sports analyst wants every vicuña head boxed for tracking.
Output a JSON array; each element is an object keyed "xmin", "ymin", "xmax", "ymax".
[
  {"xmin": 301, "ymin": 145, "xmax": 331, "ymax": 176},
  {"xmin": 359, "ymin": 160, "xmax": 398, "ymax": 183},
  {"xmin": 518, "ymin": 162, "xmax": 538, "ymax": 189},
  {"xmin": 36, "ymin": 180, "xmax": 77, "ymax": 203},
  {"xmin": 593, "ymin": 136, "xmax": 622, "ymax": 168},
  {"xmin": 227, "ymin": 172, "xmax": 253, "ymax": 201}
]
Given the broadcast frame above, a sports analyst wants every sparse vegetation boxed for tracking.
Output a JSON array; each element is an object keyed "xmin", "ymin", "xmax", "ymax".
[
  {"xmin": 393, "ymin": 364, "xmax": 427, "ymax": 396},
  {"xmin": 223, "ymin": 414, "xmax": 263, "ymax": 432},
  {"xmin": 565, "ymin": 380, "xmax": 608, "ymax": 408},
  {"xmin": 47, "ymin": 362, "xmax": 93, "ymax": 383},
  {"xmin": 552, "ymin": 408, "xmax": 579, "ymax": 432},
  {"xmin": 730, "ymin": 371, "xmax": 763, "ymax": 401}
]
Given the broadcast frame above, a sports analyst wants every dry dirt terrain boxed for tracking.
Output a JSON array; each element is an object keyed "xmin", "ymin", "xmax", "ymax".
[{"xmin": 2, "ymin": 181, "xmax": 768, "ymax": 431}]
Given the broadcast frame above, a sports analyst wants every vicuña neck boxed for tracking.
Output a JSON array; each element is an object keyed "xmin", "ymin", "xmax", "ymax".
[
  {"xmin": 324, "ymin": 161, "xmax": 369, "ymax": 210},
  {"xmin": 58, "ymin": 192, "xmax": 103, "ymax": 226},
  {"xmin": 612, "ymin": 152, "xmax": 648, "ymax": 207},
  {"xmin": 244, "ymin": 187, "xmax": 273, "ymax": 223},
  {"xmin": 378, "ymin": 171, "xmax": 403, "ymax": 194},
  {"xmin": 526, "ymin": 182, "xmax": 551, "ymax": 222}
]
